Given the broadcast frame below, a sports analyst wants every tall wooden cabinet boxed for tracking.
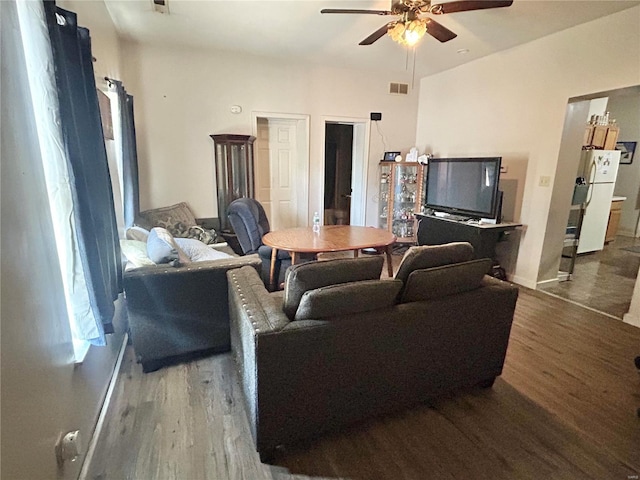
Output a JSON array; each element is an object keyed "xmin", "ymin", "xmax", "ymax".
[
  {"xmin": 378, "ymin": 161, "xmax": 425, "ymax": 243},
  {"xmin": 210, "ymin": 134, "xmax": 255, "ymax": 231}
]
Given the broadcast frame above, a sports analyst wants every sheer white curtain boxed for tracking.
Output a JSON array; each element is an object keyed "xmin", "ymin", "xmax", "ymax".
[{"xmin": 17, "ymin": 0, "xmax": 100, "ymax": 359}]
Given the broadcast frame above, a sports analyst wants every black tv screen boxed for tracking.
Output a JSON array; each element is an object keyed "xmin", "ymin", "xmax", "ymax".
[{"xmin": 425, "ymin": 157, "xmax": 502, "ymax": 219}]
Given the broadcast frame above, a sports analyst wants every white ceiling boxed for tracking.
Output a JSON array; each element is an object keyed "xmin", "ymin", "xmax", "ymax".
[{"xmin": 104, "ymin": 0, "xmax": 639, "ymax": 78}]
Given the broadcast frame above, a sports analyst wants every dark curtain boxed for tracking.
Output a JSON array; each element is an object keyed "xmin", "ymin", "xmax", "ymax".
[
  {"xmin": 43, "ymin": 1, "xmax": 122, "ymax": 339},
  {"xmin": 113, "ymin": 80, "xmax": 140, "ymax": 228}
]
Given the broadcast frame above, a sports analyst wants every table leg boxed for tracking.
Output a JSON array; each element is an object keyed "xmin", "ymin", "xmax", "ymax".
[
  {"xmin": 353, "ymin": 249, "xmax": 359, "ymax": 259},
  {"xmin": 291, "ymin": 251, "xmax": 298, "ymax": 265},
  {"xmin": 385, "ymin": 245, "xmax": 394, "ymax": 278},
  {"xmin": 270, "ymin": 248, "xmax": 277, "ymax": 289}
]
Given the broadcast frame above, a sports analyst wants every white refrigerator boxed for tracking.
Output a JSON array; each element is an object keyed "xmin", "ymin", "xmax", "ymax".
[{"xmin": 577, "ymin": 150, "xmax": 621, "ymax": 254}]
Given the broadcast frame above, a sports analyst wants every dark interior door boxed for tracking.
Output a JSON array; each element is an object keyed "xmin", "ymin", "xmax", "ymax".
[{"xmin": 324, "ymin": 123, "xmax": 353, "ymax": 225}]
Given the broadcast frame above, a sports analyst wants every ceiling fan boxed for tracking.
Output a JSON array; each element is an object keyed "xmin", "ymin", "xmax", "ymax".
[{"xmin": 321, "ymin": 0, "xmax": 513, "ymax": 47}]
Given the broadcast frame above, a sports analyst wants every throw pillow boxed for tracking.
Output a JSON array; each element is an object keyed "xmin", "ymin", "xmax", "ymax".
[
  {"xmin": 283, "ymin": 256, "xmax": 384, "ymax": 320},
  {"xmin": 125, "ymin": 225, "xmax": 150, "ymax": 242},
  {"xmin": 400, "ymin": 258, "xmax": 492, "ymax": 303},
  {"xmin": 168, "ymin": 222, "xmax": 218, "ymax": 245},
  {"xmin": 134, "ymin": 202, "xmax": 197, "ymax": 231},
  {"xmin": 120, "ymin": 239, "xmax": 155, "ymax": 269},
  {"xmin": 175, "ymin": 238, "xmax": 233, "ymax": 262},
  {"xmin": 294, "ymin": 279, "xmax": 402, "ymax": 321},
  {"xmin": 395, "ymin": 242, "xmax": 475, "ymax": 285},
  {"xmin": 146, "ymin": 227, "xmax": 191, "ymax": 266}
]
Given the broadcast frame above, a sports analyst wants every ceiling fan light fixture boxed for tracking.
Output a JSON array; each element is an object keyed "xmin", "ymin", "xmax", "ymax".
[{"xmin": 388, "ymin": 18, "xmax": 427, "ymax": 47}]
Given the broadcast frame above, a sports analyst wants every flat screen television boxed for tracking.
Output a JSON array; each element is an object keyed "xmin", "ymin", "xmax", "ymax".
[{"xmin": 425, "ymin": 157, "xmax": 502, "ymax": 220}]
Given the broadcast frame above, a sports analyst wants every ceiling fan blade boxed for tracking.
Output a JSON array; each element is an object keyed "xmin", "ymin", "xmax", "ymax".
[
  {"xmin": 359, "ymin": 23, "xmax": 392, "ymax": 45},
  {"xmin": 431, "ymin": 0, "xmax": 513, "ymax": 14},
  {"xmin": 424, "ymin": 18, "xmax": 457, "ymax": 43},
  {"xmin": 321, "ymin": 8, "xmax": 392, "ymax": 15}
]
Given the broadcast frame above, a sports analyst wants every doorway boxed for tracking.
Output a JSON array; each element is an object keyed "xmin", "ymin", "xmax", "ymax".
[
  {"xmin": 539, "ymin": 86, "xmax": 640, "ymax": 321},
  {"xmin": 321, "ymin": 118, "xmax": 369, "ymax": 227},
  {"xmin": 253, "ymin": 113, "xmax": 310, "ymax": 230},
  {"xmin": 324, "ymin": 123, "xmax": 353, "ymax": 225}
]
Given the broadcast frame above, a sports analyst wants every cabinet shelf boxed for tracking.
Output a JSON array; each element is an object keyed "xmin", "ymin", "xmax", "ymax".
[{"xmin": 378, "ymin": 162, "xmax": 425, "ymax": 242}]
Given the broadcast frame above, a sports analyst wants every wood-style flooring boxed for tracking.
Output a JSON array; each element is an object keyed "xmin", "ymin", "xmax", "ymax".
[
  {"xmin": 86, "ymin": 273, "xmax": 640, "ymax": 479},
  {"xmin": 540, "ymin": 235, "xmax": 640, "ymax": 319}
]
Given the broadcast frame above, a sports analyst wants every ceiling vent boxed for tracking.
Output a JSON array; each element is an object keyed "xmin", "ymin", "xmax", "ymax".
[
  {"xmin": 389, "ymin": 82, "xmax": 409, "ymax": 95},
  {"xmin": 152, "ymin": 0, "xmax": 169, "ymax": 14}
]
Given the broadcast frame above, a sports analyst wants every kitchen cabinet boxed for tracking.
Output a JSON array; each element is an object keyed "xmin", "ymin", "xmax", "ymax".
[
  {"xmin": 583, "ymin": 125, "xmax": 619, "ymax": 149},
  {"xmin": 605, "ymin": 197, "xmax": 626, "ymax": 243}
]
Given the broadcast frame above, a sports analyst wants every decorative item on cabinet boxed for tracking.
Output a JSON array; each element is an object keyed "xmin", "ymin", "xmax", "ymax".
[
  {"xmin": 210, "ymin": 134, "xmax": 255, "ymax": 232},
  {"xmin": 378, "ymin": 161, "xmax": 425, "ymax": 243}
]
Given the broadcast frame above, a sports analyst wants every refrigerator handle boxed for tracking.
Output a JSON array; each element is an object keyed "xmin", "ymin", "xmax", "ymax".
[
  {"xmin": 585, "ymin": 182, "xmax": 593, "ymax": 208},
  {"xmin": 585, "ymin": 159, "xmax": 596, "ymax": 208}
]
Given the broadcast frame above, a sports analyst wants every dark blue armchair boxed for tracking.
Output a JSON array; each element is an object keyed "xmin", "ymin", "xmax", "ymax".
[{"xmin": 227, "ymin": 198, "xmax": 292, "ymax": 289}]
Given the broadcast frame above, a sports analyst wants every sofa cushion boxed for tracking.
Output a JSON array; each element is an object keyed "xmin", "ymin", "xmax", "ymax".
[
  {"xmin": 135, "ymin": 202, "xmax": 197, "ymax": 231},
  {"xmin": 147, "ymin": 227, "xmax": 191, "ymax": 266},
  {"xmin": 120, "ymin": 239, "xmax": 155, "ymax": 269},
  {"xmin": 283, "ymin": 256, "xmax": 384, "ymax": 320},
  {"xmin": 175, "ymin": 238, "xmax": 233, "ymax": 262},
  {"xmin": 400, "ymin": 258, "xmax": 493, "ymax": 303},
  {"xmin": 295, "ymin": 279, "xmax": 402, "ymax": 321},
  {"xmin": 395, "ymin": 242, "xmax": 475, "ymax": 285}
]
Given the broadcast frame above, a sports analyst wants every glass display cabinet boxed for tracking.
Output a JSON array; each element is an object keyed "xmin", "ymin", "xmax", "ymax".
[
  {"xmin": 378, "ymin": 161, "xmax": 425, "ymax": 243},
  {"xmin": 210, "ymin": 134, "xmax": 255, "ymax": 231}
]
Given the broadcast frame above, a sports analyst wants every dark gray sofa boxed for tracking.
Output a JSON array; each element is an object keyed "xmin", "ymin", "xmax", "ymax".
[
  {"xmin": 227, "ymin": 244, "xmax": 519, "ymax": 459},
  {"xmin": 124, "ymin": 248, "xmax": 261, "ymax": 372},
  {"xmin": 122, "ymin": 201, "xmax": 263, "ymax": 372}
]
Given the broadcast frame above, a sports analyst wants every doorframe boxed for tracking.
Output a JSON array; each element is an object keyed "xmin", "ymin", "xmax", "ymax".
[
  {"xmin": 251, "ymin": 111, "xmax": 310, "ymax": 227},
  {"xmin": 321, "ymin": 116, "xmax": 371, "ymax": 226}
]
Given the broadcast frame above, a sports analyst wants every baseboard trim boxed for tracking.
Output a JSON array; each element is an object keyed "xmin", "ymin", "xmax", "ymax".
[
  {"xmin": 510, "ymin": 275, "xmax": 537, "ymax": 289},
  {"xmin": 536, "ymin": 277, "xmax": 560, "ymax": 288},
  {"xmin": 78, "ymin": 332, "xmax": 128, "ymax": 480},
  {"xmin": 538, "ymin": 290, "xmax": 621, "ymax": 321},
  {"xmin": 623, "ymin": 312, "xmax": 640, "ymax": 328}
]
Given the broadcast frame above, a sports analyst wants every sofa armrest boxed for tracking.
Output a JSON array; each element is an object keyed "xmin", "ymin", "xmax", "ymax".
[
  {"xmin": 227, "ymin": 266, "xmax": 299, "ymax": 444},
  {"xmin": 125, "ymin": 253, "xmax": 261, "ymax": 315},
  {"xmin": 124, "ymin": 254, "xmax": 261, "ymax": 371}
]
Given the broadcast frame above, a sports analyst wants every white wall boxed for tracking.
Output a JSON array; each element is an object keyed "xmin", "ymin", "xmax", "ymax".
[
  {"xmin": 1, "ymin": 2, "xmax": 125, "ymax": 478},
  {"xmin": 609, "ymin": 93, "xmax": 640, "ymax": 236},
  {"xmin": 415, "ymin": 6, "xmax": 640, "ymax": 288},
  {"xmin": 120, "ymin": 42, "xmax": 419, "ymax": 226}
]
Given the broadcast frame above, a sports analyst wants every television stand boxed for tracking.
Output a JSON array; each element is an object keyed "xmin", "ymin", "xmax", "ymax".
[{"xmin": 416, "ymin": 214, "xmax": 521, "ymax": 270}]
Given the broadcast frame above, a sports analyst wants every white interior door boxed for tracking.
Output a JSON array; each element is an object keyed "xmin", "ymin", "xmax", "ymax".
[{"xmin": 255, "ymin": 118, "xmax": 298, "ymax": 230}]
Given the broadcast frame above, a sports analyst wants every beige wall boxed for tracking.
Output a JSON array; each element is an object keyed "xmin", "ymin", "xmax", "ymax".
[
  {"xmin": 416, "ymin": 6, "xmax": 640, "ymax": 288},
  {"xmin": 120, "ymin": 42, "xmax": 419, "ymax": 226},
  {"xmin": 1, "ymin": 1, "xmax": 125, "ymax": 478}
]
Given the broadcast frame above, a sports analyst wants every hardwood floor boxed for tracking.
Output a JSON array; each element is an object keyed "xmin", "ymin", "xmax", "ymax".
[
  {"xmin": 540, "ymin": 235, "xmax": 640, "ymax": 319},
  {"xmin": 86, "ymin": 286, "xmax": 640, "ymax": 480}
]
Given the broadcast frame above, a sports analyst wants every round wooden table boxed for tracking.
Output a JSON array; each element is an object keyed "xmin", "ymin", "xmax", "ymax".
[{"xmin": 262, "ymin": 225, "xmax": 397, "ymax": 287}]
